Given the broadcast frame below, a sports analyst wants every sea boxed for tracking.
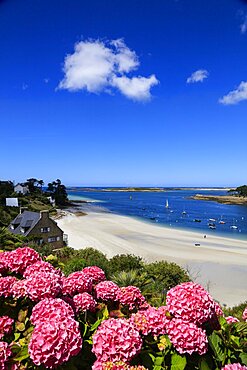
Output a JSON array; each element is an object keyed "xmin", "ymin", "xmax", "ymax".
[{"xmin": 67, "ymin": 188, "xmax": 247, "ymax": 240}]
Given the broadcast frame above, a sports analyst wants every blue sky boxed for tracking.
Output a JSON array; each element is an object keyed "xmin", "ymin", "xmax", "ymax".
[{"xmin": 0, "ymin": 0, "xmax": 247, "ymax": 187}]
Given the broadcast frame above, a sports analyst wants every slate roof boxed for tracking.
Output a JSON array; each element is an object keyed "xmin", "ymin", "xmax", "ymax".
[{"xmin": 8, "ymin": 211, "xmax": 40, "ymax": 236}]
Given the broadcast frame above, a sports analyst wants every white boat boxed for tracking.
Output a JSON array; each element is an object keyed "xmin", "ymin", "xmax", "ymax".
[
  {"xmin": 209, "ymin": 218, "xmax": 216, "ymax": 222},
  {"xmin": 165, "ymin": 199, "xmax": 169, "ymax": 208},
  {"xmin": 230, "ymin": 219, "xmax": 238, "ymax": 229},
  {"xmin": 182, "ymin": 210, "xmax": 187, "ymax": 215}
]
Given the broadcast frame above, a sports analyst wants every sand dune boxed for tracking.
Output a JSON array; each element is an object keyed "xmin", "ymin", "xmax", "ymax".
[{"xmin": 57, "ymin": 212, "xmax": 247, "ymax": 306}]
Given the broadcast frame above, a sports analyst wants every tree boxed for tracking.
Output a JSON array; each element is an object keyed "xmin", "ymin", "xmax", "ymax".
[
  {"xmin": 37, "ymin": 179, "xmax": 44, "ymax": 192},
  {"xmin": 47, "ymin": 179, "xmax": 68, "ymax": 206},
  {"xmin": 25, "ymin": 178, "xmax": 39, "ymax": 193},
  {"xmin": 236, "ymin": 185, "xmax": 247, "ymax": 197}
]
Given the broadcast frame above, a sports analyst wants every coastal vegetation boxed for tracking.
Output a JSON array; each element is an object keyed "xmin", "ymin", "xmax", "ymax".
[
  {"xmin": 0, "ymin": 178, "xmax": 69, "ymax": 227},
  {"xmin": 190, "ymin": 184, "xmax": 247, "ymax": 205},
  {"xmin": 0, "ymin": 245, "xmax": 246, "ymax": 369}
]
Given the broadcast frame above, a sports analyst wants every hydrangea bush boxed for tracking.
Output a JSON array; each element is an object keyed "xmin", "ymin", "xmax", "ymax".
[{"xmin": 0, "ymin": 247, "xmax": 246, "ymax": 369}]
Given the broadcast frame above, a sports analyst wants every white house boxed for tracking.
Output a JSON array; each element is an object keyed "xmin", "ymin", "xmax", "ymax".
[{"xmin": 14, "ymin": 183, "xmax": 29, "ymax": 195}]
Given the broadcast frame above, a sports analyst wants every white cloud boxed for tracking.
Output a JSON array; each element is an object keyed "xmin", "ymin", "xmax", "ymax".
[
  {"xmin": 111, "ymin": 38, "xmax": 139, "ymax": 73},
  {"xmin": 44, "ymin": 78, "xmax": 50, "ymax": 83},
  {"xmin": 240, "ymin": 14, "xmax": 247, "ymax": 34},
  {"xmin": 186, "ymin": 69, "xmax": 209, "ymax": 84},
  {"xmin": 58, "ymin": 38, "xmax": 158, "ymax": 101},
  {"xmin": 22, "ymin": 83, "xmax": 28, "ymax": 90},
  {"xmin": 219, "ymin": 81, "xmax": 247, "ymax": 105},
  {"xmin": 112, "ymin": 75, "xmax": 159, "ymax": 101}
]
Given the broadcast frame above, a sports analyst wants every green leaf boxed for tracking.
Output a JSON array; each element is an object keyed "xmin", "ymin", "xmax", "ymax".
[
  {"xmin": 219, "ymin": 316, "xmax": 227, "ymax": 328},
  {"xmin": 13, "ymin": 344, "xmax": 29, "ymax": 362},
  {"xmin": 233, "ymin": 322, "xmax": 247, "ymax": 335},
  {"xmin": 14, "ymin": 332, "xmax": 21, "ymax": 341},
  {"xmin": 154, "ymin": 356, "xmax": 164, "ymax": 366},
  {"xmin": 199, "ymin": 355, "xmax": 214, "ymax": 370},
  {"xmin": 18, "ymin": 308, "xmax": 28, "ymax": 323},
  {"xmin": 240, "ymin": 352, "xmax": 247, "ymax": 365},
  {"xmin": 171, "ymin": 353, "xmax": 187, "ymax": 370},
  {"xmin": 15, "ymin": 321, "xmax": 25, "ymax": 332},
  {"xmin": 90, "ymin": 318, "xmax": 103, "ymax": 332},
  {"xmin": 230, "ymin": 335, "xmax": 240, "ymax": 348},
  {"xmin": 208, "ymin": 332, "xmax": 225, "ymax": 362}
]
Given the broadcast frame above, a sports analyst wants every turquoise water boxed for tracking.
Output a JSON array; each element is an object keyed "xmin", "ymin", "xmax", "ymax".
[{"xmin": 67, "ymin": 189, "xmax": 247, "ymax": 240}]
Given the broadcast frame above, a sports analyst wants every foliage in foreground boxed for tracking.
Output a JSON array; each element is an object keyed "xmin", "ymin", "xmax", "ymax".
[{"xmin": 0, "ymin": 247, "xmax": 247, "ymax": 370}]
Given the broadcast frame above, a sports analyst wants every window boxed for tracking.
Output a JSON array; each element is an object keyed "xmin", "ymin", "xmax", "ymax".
[
  {"xmin": 20, "ymin": 227, "xmax": 25, "ymax": 233},
  {"xmin": 41, "ymin": 227, "xmax": 50, "ymax": 233},
  {"xmin": 56, "ymin": 237, "xmax": 60, "ymax": 241},
  {"xmin": 48, "ymin": 236, "xmax": 57, "ymax": 243}
]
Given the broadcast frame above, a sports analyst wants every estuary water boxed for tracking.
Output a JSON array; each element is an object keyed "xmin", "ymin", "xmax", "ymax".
[{"xmin": 67, "ymin": 189, "xmax": 247, "ymax": 240}]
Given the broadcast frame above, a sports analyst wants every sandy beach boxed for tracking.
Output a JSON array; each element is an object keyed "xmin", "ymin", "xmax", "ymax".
[{"xmin": 56, "ymin": 211, "xmax": 247, "ymax": 307}]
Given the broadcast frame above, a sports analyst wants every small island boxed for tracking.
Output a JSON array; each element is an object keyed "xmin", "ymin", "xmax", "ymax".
[{"xmin": 190, "ymin": 185, "xmax": 247, "ymax": 205}]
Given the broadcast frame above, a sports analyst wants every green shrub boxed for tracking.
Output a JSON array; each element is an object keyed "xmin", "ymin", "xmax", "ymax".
[
  {"xmin": 62, "ymin": 257, "xmax": 87, "ymax": 276},
  {"xmin": 108, "ymin": 254, "xmax": 144, "ymax": 274},
  {"xmin": 74, "ymin": 247, "xmax": 109, "ymax": 275},
  {"xmin": 144, "ymin": 260, "xmax": 190, "ymax": 294}
]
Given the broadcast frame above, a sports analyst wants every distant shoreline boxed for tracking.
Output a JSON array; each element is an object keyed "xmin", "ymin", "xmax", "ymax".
[
  {"xmin": 67, "ymin": 187, "xmax": 231, "ymax": 193},
  {"xmin": 191, "ymin": 194, "xmax": 247, "ymax": 205}
]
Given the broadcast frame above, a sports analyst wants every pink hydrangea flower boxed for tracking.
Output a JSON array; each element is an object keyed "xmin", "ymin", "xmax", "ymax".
[
  {"xmin": 117, "ymin": 286, "xmax": 146, "ymax": 311},
  {"xmin": 214, "ymin": 301, "xmax": 223, "ymax": 316},
  {"xmin": 221, "ymin": 365, "xmax": 247, "ymax": 370},
  {"xmin": 242, "ymin": 307, "xmax": 247, "ymax": 321},
  {"xmin": 92, "ymin": 318, "xmax": 142, "ymax": 363},
  {"xmin": 0, "ymin": 316, "xmax": 14, "ymax": 339},
  {"xmin": 94, "ymin": 281, "xmax": 121, "ymax": 302},
  {"xmin": 130, "ymin": 306, "xmax": 170, "ymax": 336},
  {"xmin": 6, "ymin": 247, "xmax": 41, "ymax": 274},
  {"xmin": 26, "ymin": 272, "xmax": 62, "ymax": 301},
  {"xmin": 62, "ymin": 271, "xmax": 93, "ymax": 296},
  {"xmin": 28, "ymin": 317, "xmax": 82, "ymax": 368},
  {"xmin": 166, "ymin": 318, "xmax": 208, "ymax": 355},
  {"xmin": 82, "ymin": 266, "xmax": 106, "ymax": 284},
  {"xmin": 0, "ymin": 252, "xmax": 9, "ymax": 274},
  {"xmin": 92, "ymin": 361, "xmax": 148, "ymax": 370},
  {"xmin": 225, "ymin": 316, "xmax": 240, "ymax": 324},
  {"xmin": 30, "ymin": 298, "xmax": 74, "ymax": 325},
  {"xmin": 0, "ymin": 276, "xmax": 18, "ymax": 298},
  {"xmin": 23, "ymin": 261, "xmax": 63, "ymax": 278},
  {"xmin": 0, "ymin": 341, "xmax": 12, "ymax": 369},
  {"xmin": 11, "ymin": 279, "xmax": 27, "ymax": 299},
  {"xmin": 92, "ymin": 360, "xmax": 129, "ymax": 370},
  {"xmin": 73, "ymin": 293, "xmax": 97, "ymax": 313},
  {"xmin": 166, "ymin": 282, "xmax": 216, "ymax": 325}
]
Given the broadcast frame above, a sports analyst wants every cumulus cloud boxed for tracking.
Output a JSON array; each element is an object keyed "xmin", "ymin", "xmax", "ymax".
[
  {"xmin": 58, "ymin": 38, "xmax": 158, "ymax": 101},
  {"xmin": 240, "ymin": 15, "xmax": 247, "ymax": 34},
  {"xmin": 219, "ymin": 81, "xmax": 247, "ymax": 105},
  {"xmin": 186, "ymin": 69, "xmax": 209, "ymax": 84},
  {"xmin": 112, "ymin": 75, "xmax": 158, "ymax": 101}
]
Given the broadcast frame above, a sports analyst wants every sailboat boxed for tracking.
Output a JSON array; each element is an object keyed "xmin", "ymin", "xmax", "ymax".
[
  {"xmin": 219, "ymin": 216, "xmax": 225, "ymax": 225},
  {"xmin": 165, "ymin": 199, "xmax": 169, "ymax": 208},
  {"xmin": 182, "ymin": 208, "xmax": 187, "ymax": 215}
]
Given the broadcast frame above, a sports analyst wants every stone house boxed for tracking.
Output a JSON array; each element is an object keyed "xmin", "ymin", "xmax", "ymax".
[
  {"xmin": 14, "ymin": 183, "xmax": 29, "ymax": 195},
  {"xmin": 8, "ymin": 210, "xmax": 64, "ymax": 248}
]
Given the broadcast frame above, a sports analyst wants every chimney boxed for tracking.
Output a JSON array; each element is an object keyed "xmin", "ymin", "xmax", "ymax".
[
  {"xmin": 40, "ymin": 210, "xmax": 49, "ymax": 219},
  {"xmin": 20, "ymin": 207, "xmax": 28, "ymax": 214}
]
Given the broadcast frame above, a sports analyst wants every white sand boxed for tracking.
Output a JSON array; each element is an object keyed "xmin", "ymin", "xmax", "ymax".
[{"xmin": 57, "ymin": 212, "xmax": 247, "ymax": 306}]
